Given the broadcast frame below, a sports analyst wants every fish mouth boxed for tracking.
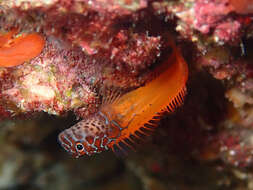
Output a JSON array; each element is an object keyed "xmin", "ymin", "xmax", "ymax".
[
  {"xmin": 58, "ymin": 133, "xmax": 81, "ymax": 158},
  {"xmin": 58, "ymin": 133, "xmax": 72, "ymax": 152}
]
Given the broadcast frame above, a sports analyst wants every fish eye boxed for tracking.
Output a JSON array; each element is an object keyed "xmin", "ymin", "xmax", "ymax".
[{"xmin": 76, "ymin": 143, "xmax": 84, "ymax": 152}]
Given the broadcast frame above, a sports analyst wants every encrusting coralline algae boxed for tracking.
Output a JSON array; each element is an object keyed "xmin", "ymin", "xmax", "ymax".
[{"xmin": 0, "ymin": 0, "xmax": 252, "ymax": 189}]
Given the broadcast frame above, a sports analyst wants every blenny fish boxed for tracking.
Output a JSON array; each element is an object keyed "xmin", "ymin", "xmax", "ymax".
[
  {"xmin": 0, "ymin": 29, "xmax": 45, "ymax": 67},
  {"xmin": 58, "ymin": 37, "xmax": 189, "ymax": 158}
]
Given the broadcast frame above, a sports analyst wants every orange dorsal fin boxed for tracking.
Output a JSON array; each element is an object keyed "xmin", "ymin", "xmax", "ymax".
[
  {"xmin": 100, "ymin": 37, "xmax": 188, "ymax": 155},
  {"xmin": 100, "ymin": 86, "xmax": 123, "ymax": 106}
]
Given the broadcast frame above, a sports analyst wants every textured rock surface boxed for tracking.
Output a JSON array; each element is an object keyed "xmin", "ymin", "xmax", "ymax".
[{"xmin": 0, "ymin": 0, "xmax": 252, "ymax": 189}]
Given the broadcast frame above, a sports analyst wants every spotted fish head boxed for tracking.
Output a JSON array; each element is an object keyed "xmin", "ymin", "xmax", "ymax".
[{"xmin": 58, "ymin": 113, "xmax": 111, "ymax": 158}]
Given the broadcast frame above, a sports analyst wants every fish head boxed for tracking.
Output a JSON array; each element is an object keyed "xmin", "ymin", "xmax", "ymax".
[{"xmin": 58, "ymin": 114, "xmax": 109, "ymax": 158}]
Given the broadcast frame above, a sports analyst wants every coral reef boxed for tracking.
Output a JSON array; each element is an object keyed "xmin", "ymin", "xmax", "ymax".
[{"xmin": 0, "ymin": 0, "xmax": 252, "ymax": 189}]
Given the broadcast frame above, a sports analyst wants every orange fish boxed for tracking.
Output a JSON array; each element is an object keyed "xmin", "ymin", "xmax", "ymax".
[
  {"xmin": 0, "ymin": 29, "xmax": 45, "ymax": 67},
  {"xmin": 58, "ymin": 37, "xmax": 189, "ymax": 158}
]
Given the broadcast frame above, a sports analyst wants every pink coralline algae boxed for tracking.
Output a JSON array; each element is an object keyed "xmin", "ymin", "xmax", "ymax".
[
  {"xmin": 0, "ymin": 37, "xmax": 97, "ymax": 117},
  {"xmin": 159, "ymin": 0, "xmax": 252, "ymax": 44},
  {"xmin": 213, "ymin": 20, "xmax": 241, "ymax": 42},
  {"xmin": 193, "ymin": 0, "xmax": 253, "ymax": 42},
  {"xmin": 219, "ymin": 129, "xmax": 253, "ymax": 167},
  {"xmin": 1, "ymin": 1, "xmax": 253, "ymax": 189},
  {"xmin": 0, "ymin": 0, "xmax": 252, "ymax": 171},
  {"xmin": 0, "ymin": 1, "xmax": 162, "ymax": 120},
  {"xmin": 193, "ymin": 0, "xmax": 232, "ymax": 34}
]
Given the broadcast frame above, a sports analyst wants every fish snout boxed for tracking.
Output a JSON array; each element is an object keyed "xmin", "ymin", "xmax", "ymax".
[{"xmin": 58, "ymin": 131, "xmax": 79, "ymax": 158}]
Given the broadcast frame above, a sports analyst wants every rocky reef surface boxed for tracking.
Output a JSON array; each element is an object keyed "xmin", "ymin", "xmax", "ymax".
[{"xmin": 0, "ymin": 0, "xmax": 252, "ymax": 189}]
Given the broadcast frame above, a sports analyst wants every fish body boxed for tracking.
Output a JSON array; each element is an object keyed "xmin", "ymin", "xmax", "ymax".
[{"xmin": 58, "ymin": 38, "xmax": 188, "ymax": 158}]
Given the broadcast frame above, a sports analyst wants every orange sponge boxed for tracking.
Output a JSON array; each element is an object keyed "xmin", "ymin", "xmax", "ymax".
[{"xmin": 0, "ymin": 30, "xmax": 45, "ymax": 67}]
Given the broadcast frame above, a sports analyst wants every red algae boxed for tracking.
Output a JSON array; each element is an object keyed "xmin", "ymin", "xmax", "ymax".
[
  {"xmin": 193, "ymin": 0, "xmax": 232, "ymax": 34},
  {"xmin": 214, "ymin": 20, "xmax": 241, "ymax": 42},
  {"xmin": 0, "ymin": 0, "xmax": 252, "ymax": 173},
  {"xmin": 0, "ymin": 31, "xmax": 45, "ymax": 67},
  {"xmin": 0, "ymin": 36, "xmax": 96, "ymax": 117},
  {"xmin": 1, "ymin": 1, "xmax": 253, "ymax": 189}
]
